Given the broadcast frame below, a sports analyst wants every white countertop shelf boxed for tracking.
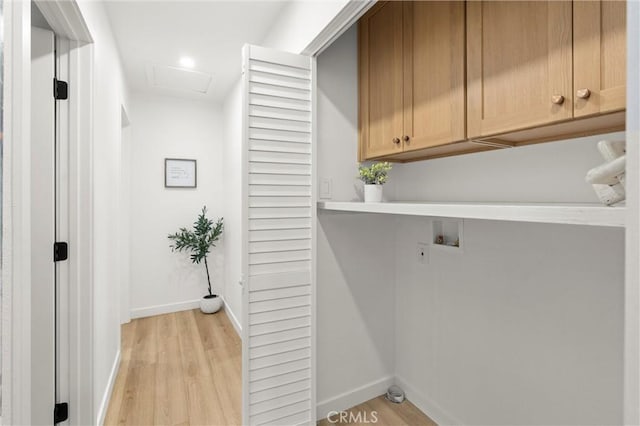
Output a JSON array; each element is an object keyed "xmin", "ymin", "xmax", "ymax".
[{"xmin": 317, "ymin": 201, "xmax": 626, "ymax": 228}]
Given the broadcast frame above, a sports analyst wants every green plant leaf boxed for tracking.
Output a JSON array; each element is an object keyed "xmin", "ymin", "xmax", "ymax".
[
  {"xmin": 168, "ymin": 206, "xmax": 224, "ymax": 295},
  {"xmin": 358, "ymin": 161, "xmax": 392, "ymax": 185}
]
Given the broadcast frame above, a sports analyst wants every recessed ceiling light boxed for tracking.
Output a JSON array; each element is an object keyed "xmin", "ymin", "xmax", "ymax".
[
  {"xmin": 146, "ymin": 64, "xmax": 212, "ymax": 94},
  {"xmin": 179, "ymin": 56, "xmax": 195, "ymax": 68}
]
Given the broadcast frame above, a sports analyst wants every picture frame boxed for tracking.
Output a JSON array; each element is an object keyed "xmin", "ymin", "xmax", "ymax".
[{"xmin": 165, "ymin": 158, "xmax": 197, "ymax": 188}]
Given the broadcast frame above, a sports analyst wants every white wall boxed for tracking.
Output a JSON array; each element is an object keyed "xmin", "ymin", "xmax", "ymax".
[
  {"xmin": 128, "ymin": 94, "xmax": 227, "ymax": 320},
  {"xmin": 316, "ymin": 211, "xmax": 397, "ymax": 414},
  {"xmin": 394, "ymin": 217, "xmax": 623, "ymax": 425},
  {"xmin": 393, "ymin": 134, "xmax": 623, "ymax": 203},
  {"xmin": 316, "ymin": 26, "xmax": 397, "ymax": 417},
  {"xmin": 119, "ymin": 109, "xmax": 131, "ymax": 325},
  {"xmin": 317, "ymin": 26, "xmax": 365, "ymax": 203},
  {"xmin": 316, "ymin": 24, "xmax": 625, "ymax": 424},
  {"xmin": 221, "ymin": 82, "xmax": 244, "ymax": 332},
  {"xmin": 75, "ymin": 1, "xmax": 130, "ymax": 422},
  {"xmin": 261, "ymin": 0, "xmax": 350, "ymax": 54}
]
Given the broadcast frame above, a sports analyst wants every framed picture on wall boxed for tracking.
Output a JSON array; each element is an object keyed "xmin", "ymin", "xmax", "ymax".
[{"xmin": 165, "ymin": 158, "xmax": 197, "ymax": 188}]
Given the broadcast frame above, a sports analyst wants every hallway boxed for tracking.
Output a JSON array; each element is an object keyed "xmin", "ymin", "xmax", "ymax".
[{"xmin": 104, "ymin": 310, "xmax": 241, "ymax": 425}]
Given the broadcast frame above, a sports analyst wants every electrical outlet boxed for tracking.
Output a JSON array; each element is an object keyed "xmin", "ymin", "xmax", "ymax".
[{"xmin": 417, "ymin": 243, "xmax": 428, "ymax": 264}]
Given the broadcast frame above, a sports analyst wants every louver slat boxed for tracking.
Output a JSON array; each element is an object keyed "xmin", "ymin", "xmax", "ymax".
[
  {"xmin": 243, "ymin": 45, "xmax": 314, "ymax": 426},
  {"xmin": 250, "ymin": 105, "xmax": 311, "ymax": 122},
  {"xmin": 250, "ymin": 378, "xmax": 311, "ymax": 405},
  {"xmin": 249, "ymin": 218, "xmax": 312, "ymax": 231},
  {"xmin": 250, "ymin": 347, "xmax": 311, "ymax": 372}
]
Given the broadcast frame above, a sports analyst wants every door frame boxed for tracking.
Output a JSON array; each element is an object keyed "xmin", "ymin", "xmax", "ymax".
[
  {"xmin": 2, "ymin": 1, "xmax": 33, "ymax": 423},
  {"xmin": 2, "ymin": 1, "xmax": 94, "ymax": 424},
  {"xmin": 625, "ymin": 2, "xmax": 640, "ymax": 424}
]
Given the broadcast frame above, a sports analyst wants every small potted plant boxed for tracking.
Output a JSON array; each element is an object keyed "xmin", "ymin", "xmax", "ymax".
[
  {"xmin": 358, "ymin": 162, "xmax": 392, "ymax": 203},
  {"xmin": 168, "ymin": 206, "xmax": 224, "ymax": 314}
]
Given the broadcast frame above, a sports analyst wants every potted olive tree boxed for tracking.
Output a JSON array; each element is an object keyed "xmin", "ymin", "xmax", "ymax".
[
  {"xmin": 168, "ymin": 206, "xmax": 224, "ymax": 314},
  {"xmin": 359, "ymin": 162, "xmax": 392, "ymax": 202}
]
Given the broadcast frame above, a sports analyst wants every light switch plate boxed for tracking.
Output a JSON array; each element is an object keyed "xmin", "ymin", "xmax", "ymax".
[{"xmin": 320, "ymin": 178, "xmax": 332, "ymax": 199}]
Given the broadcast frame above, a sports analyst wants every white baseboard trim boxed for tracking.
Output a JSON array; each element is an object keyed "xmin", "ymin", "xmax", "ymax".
[
  {"xmin": 130, "ymin": 297, "xmax": 243, "ymax": 336},
  {"xmin": 316, "ymin": 375, "xmax": 395, "ymax": 421},
  {"xmin": 96, "ymin": 349, "xmax": 121, "ymax": 426},
  {"xmin": 221, "ymin": 296, "xmax": 242, "ymax": 336},
  {"xmin": 394, "ymin": 375, "xmax": 462, "ymax": 426},
  {"xmin": 130, "ymin": 299, "xmax": 200, "ymax": 319}
]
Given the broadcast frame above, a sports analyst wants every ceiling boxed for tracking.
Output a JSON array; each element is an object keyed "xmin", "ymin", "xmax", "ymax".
[{"xmin": 105, "ymin": 1, "xmax": 289, "ymax": 103}]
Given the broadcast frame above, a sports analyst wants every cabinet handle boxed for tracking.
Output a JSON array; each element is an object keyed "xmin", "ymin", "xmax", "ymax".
[
  {"xmin": 403, "ymin": 135, "xmax": 410, "ymax": 142},
  {"xmin": 577, "ymin": 88, "xmax": 591, "ymax": 99},
  {"xmin": 393, "ymin": 137, "xmax": 400, "ymax": 144},
  {"xmin": 551, "ymin": 94, "xmax": 565, "ymax": 105}
]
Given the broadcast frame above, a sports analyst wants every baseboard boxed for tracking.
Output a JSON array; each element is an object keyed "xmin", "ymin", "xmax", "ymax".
[
  {"xmin": 130, "ymin": 296, "xmax": 243, "ymax": 337},
  {"xmin": 316, "ymin": 375, "xmax": 395, "ymax": 421},
  {"xmin": 130, "ymin": 299, "xmax": 200, "ymax": 319},
  {"xmin": 394, "ymin": 375, "xmax": 462, "ymax": 426},
  {"xmin": 221, "ymin": 295, "xmax": 242, "ymax": 336},
  {"xmin": 96, "ymin": 349, "xmax": 121, "ymax": 426}
]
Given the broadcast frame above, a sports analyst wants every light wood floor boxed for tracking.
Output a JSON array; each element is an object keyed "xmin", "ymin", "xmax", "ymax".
[
  {"xmin": 317, "ymin": 396, "xmax": 437, "ymax": 426},
  {"xmin": 104, "ymin": 309, "xmax": 241, "ymax": 426},
  {"xmin": 104, "ymin": 309, "xmax": 433, "ymax": 426}
]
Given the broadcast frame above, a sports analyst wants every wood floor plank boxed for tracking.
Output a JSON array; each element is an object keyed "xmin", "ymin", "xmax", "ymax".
[
  {"xmin": 194, "ymin": 310, "xmax": 242, "ymax": 425},
  {"xmin": 119, "ymin": 364, "xmax": 157, "ymax": 425},
  {"xmin": 154, "ymin": 313, "xmax": 189, "ymax": 425},
  {"xmin": 104, "ymin": 321, "xmax": 137, "ymax": 425},
  {"xmin": 176, "ymin": 310, "xmax": 227, "ymax": 425},
  {"xmin": 117, "ymin": 317, "xmax": 158, "ymax": 425},
  {"xmin": 317, "ymin": 395, "xmax": 436, "ymax": 426},
  {"xmin": 131, "ymin": 316, "xmax": 159, "ymax": 363},
  {"xmin": 206, "ymin": 353, "xmax": 242, "ymax": 426},
  {"xmin": 391, "ymin": 398, "xmax": 437, "ymax": 426},
  {"xmin": 105, "ymin": 309, "xmax": 241, "ymax": 426}
]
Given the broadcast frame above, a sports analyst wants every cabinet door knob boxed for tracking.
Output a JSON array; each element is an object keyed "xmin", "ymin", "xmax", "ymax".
[
  {"xmin": 551, "ymin": 94, "xmax": 565, "ymax": 105},
  {"xmin": 577, "ymin": 88, "xmax": 591, "ymax": 99},
  {"xmin": 403, "ymin": 135, "xmax": 410, "ymax": 142},
  {"xmin": 393, "ymin": 137, "xmax": 401, "ymax": 144}
]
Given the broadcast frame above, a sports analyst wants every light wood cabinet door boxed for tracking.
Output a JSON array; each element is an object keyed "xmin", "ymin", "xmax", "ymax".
[
  {"xmin": 402, "ymin": 1, "xmax": 465, "ymax": 151},
  {"xmin": 467, "ymin": 1, "xmax": 573, "ymax": 139},
  {"xmin": 359, "ymin": 2, "xmax": 404, "ymax": 159},
  {"xmin": 574, "ymin": 0, "xmax": 626, "ymax": 117}
]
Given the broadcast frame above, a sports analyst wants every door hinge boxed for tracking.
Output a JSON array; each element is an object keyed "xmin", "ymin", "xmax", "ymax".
[
  {"xmin": 54, "ymin": 402, "xmax": 69, "ymax": 424},
  {"xmin": 54, "ymin": 78, "xmax": 68, "ymax": 100},
  {"xmin": 54, "ymin": 242, "xmax": 68, "ymax": 262}
]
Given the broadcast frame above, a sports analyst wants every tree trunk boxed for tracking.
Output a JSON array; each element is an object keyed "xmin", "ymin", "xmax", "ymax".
[{"xmin": 204, "ymin": 256, "xmax": 213, "ymax": 296}]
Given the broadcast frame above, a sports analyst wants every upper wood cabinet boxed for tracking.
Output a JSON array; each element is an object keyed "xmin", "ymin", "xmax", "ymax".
[
  {"xmin": 358, "ymin": 2, "xmax": 404, "ymax": 159},
  {"xmin": 358, "ymin": 0, "xmax": 626, "ymax": 162},
  {"xmin": 402, "ymin": 1, "xmax": 466, "ymax": 152},
  {"xmin": 359, "ymin": 1, "xmax": 465, "ymax": 160},
  {"xmin": 573, "ymin": 0, "xmax": 626, "ymax": 118},
  {"xmin": 466, "ymin": 1, "xmax": 573, "ymax": 139}
]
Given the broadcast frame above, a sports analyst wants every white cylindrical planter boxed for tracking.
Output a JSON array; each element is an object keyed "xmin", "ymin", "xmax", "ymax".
[
  {"xmin": 200, "ymin": 295, "xmax": 222, "ymax": 314},
  {"xmin": 364, "ymin": 184, "xmax": 383, "ymax": 203}
]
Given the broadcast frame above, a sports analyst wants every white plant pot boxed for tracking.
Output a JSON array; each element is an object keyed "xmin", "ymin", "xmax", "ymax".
[
  {"xmin": 364, "ymin": 184, "xmax": 383, "ymax": 203},
  {"xmin": 200, "ymin": 295, "xmax": 222, "ymax": 314}
]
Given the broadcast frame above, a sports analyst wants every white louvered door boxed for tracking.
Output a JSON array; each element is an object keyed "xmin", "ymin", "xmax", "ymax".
[{"xmin": 242, "ymin": 45, "xmax": 315, "ymax": 426}]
